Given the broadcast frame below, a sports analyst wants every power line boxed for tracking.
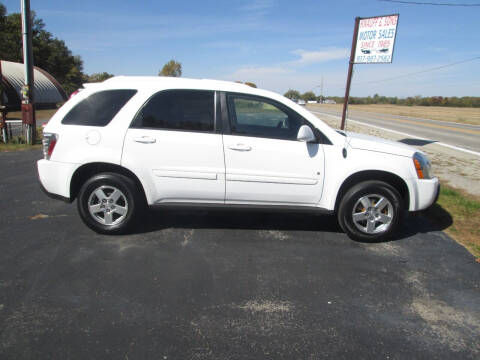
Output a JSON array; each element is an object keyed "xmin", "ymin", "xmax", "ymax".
[
  {"xmin": 355, "ymin": 56, "xmax": 480, "ymax": 85},
  {"xmin": 379, "ymin": 0, "xmax": 480, "ymax": 6},
  {"xmin": 307, "ymin": 57, "xmax": 479, "ymax": 91}
]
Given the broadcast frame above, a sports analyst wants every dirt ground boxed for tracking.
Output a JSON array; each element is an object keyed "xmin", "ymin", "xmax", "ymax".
[
  {"xmin": 314, "ymin": 112, "xmax": 480, "ymax": 196},
  {"xmin": 315, "ymin": 104, "xmax": 480, "ymax": 126},
  {"xmin": 6, "ymin": 109, "xmax": 57, "ymax": 121}
]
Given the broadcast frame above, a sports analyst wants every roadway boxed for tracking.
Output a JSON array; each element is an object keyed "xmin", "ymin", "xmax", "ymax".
[{"xmin": 308, "ymin": 106, "xmax": 480, "ymax": 154}]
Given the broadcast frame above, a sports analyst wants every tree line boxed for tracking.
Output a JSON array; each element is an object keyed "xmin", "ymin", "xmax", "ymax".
[
  {"xmin": 328, "ymin": 94, "xmax": 480, "ymax": 108},
  {"xmin": 284, "ymin": 89, "xmax": 480, "ymax": 108}
]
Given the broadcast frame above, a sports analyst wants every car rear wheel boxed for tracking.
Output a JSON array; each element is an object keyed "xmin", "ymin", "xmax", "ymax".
[
  {"xmin": 338, "ymin": 180, "xmax": 403, "ymax": 242},
  {"xmin": 77, "ymin": 173, "xmax": 142, "ymax": 234}
]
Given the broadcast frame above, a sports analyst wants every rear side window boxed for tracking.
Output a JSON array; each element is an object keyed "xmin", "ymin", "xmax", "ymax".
[
  {"xmin": 131, "ymin": 90, "xmax": 214, "ymax": 132},
  {"xmin": 62, "ymin": 90, "xmax": 137, "ymax": 126}
]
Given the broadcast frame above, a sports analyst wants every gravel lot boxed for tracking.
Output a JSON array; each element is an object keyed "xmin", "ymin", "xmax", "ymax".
[{"xmin": 0, "ymin": 150, "xmax": 479, "ymax": 359}]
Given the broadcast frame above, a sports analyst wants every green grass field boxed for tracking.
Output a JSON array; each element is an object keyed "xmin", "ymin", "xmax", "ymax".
[{"xmin": 425, "ymin": 185, "xmax": 480, "ymax": 261}]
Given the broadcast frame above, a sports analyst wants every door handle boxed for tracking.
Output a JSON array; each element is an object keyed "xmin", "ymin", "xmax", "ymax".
[
  {"xmin": 133, "ymin": 136, "xmax": 156, "ymax": 144},
  {"xmin": 228, "ymin": 143, "xmax": 251, "ymax": 151}
]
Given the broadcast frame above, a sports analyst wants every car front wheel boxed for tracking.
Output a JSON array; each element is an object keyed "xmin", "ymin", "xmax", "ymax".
[
  {"xmin": 338, "ymin": 180, "xmax": 403, "ymax": 242},
  {"xmin": 77, "ymin": 173, "xmax": 142, "ymax": 234}
]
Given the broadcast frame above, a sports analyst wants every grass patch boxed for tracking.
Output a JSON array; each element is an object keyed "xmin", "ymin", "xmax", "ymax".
[
  {"xmin": 424, "ymin": 184, "xmax": 480, "ymax": 261},
  {"xmin": 0, "ymin": 127, "xmax": 43, "ymax": 152},
  {"xmin": 0, "ymin": 143, "xmax": 41, "ymax": 152}
]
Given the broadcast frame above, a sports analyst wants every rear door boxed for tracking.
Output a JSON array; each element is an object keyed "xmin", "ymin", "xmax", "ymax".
[
  {"xmin": 122, "ymin": 90, "xmax": 225, "ymax": 204},
  {"xmin": 222, "ymin": 93, "xmax": 325, "ymax": 206}
]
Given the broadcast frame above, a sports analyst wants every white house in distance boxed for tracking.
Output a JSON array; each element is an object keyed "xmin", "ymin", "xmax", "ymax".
[{"xmin": 323, "ymin": 99, "xmax": 336, "ymax": 104}]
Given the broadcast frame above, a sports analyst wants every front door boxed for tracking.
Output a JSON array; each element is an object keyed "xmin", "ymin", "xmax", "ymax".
[{"xmin": 223, "ymin": 93, "xmax": 324, "ymax": 206}]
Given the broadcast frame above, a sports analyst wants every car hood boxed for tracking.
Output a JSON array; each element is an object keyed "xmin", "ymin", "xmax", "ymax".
[{"xmin": 345, "ymin": 131, "xmax": 417, "ymax": 157}]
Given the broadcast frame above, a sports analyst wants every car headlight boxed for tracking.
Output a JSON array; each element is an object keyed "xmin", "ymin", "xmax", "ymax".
[{"xmin": 413, "ymin": 152, "xmax": 433, "ymax": 179}]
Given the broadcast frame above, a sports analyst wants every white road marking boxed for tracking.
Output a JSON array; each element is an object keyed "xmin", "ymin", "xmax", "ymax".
[{"xmin": 311, "ymin": 110, "xmax": 480, "ymax": 157}]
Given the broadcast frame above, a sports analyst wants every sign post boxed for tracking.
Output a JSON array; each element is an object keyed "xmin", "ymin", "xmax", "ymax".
[{"xmin": 341, "ymin": 14, "xmax": 399, "ymax": 130}]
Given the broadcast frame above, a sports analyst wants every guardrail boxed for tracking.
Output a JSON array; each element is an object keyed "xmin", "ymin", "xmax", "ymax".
[
  {"xmin": 1, "ymin": 119, "xmax": 48, "ymax": 143},
  {"xmin": 3, "ymin": 120, "xmax": 23, "ymax": 141}
]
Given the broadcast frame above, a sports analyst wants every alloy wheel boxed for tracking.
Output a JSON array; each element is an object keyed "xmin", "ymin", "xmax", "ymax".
[{"xmin": 87, "ymin": 185, "xmax": 129, "ymax": 226}]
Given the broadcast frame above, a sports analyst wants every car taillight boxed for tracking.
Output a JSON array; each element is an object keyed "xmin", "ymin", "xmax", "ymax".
[
  {"xmin": 69, "ymin": 89, "xmax": 80, "ymax": 99},
  {"xmin": 42, "ymin": 133, "xmax": 58, "ymax": 160}
]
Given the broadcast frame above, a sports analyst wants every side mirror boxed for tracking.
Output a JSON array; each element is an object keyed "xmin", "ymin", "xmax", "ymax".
[{"xmin": 297, "ymin": 125, "xmax": 316, "ymax": 142}]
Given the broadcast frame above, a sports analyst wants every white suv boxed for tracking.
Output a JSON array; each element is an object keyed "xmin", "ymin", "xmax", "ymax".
[{"xmin": 38, "ymin": 77, "xmax": 439, "ymax": 241}]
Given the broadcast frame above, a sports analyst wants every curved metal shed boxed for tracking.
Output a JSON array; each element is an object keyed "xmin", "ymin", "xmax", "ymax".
[{"xmin": 0, "ymin": 60, "xmax": 67, "ymax": 110}]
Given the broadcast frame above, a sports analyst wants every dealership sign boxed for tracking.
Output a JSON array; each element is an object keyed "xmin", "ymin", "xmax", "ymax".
[
  {"xmin": 354, "ymin": 14, "xmax": 399, "ymax": 64},
  {"xmin": 340, "ymin": 13, "xmax": 399, "ymax": 130}
]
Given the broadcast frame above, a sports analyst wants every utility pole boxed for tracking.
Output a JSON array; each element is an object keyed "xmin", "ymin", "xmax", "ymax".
[
  {"xmin": 0, "ymin": 61, "xmax": 8, "ymax": 143},
  {"xmin": 21, "ymin": 0, "xmax": 36, "ymax": 144},
  {"xmin": 320, "ymin": 76, "xmax": 324, "ymax": 103}
]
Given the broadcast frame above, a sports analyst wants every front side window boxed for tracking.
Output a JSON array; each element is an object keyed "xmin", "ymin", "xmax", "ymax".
[
  {"xmin": 131, "ymin": 90, "xmax": 214, "ymax": 132},
  {"xmin": 62, "ymin": 90, "xmax": 137, "ymax": 126},
  {"xmin": 227, "ymin": 94, "xmax": 304, "ymax": 140}
]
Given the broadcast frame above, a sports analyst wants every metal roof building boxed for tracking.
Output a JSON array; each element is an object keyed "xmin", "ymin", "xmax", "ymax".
[{"xmin": 0, "ymin": 60, "xmax": 67, "ymax": 110}]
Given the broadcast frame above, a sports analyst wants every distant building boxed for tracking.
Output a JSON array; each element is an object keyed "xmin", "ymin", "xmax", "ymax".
[
  {"xmin": 323, "ymin": 99, "xmax": 336, "ymax": 104},
  {"xmin": 307, "ymin": 100, "xmax": 317, "ymax": 104},
  {"xmin": 0, "ymin": 60, "xmax": 67, "ymax": 110}
]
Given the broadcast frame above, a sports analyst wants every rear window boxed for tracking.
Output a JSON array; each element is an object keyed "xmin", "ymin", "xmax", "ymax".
[
  {"xmin": 130, "ymin": 90, "xmax": 214, "ymax": 132},
  {"xmin": 62, "ymin": 89, "xmax": 137, "ymax": 126}
]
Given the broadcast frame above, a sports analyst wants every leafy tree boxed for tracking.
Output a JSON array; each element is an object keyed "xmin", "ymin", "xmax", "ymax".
[
  {"xmin": 284, "ymin": 89, "xmax": 301, "ymax": 100},
  {"xmin": 85, "ymin": 72, "xmax": 114, "ymax": 83},
  {"xmin": 235, "ymin": 81, "xmax": 257, "ymax": 88},
  {"xmin": 301, "ymin": 91, "xmax": 317, "ymax": 101},
  {"xmin": 159, "ymin": 60, "xmax": 182, "ymax": 77},
  {"xmin": 0, "ymin": 3, "xmax": 85, "ymax": 95},
  {"xmin": 342, "ymin": 94, "xmax": 480, "ymax": 108}
]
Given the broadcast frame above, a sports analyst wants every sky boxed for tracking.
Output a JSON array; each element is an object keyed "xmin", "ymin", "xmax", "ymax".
[{"xmin": 3, "ymin": 0, "xmax": 480, "ymax": 97}]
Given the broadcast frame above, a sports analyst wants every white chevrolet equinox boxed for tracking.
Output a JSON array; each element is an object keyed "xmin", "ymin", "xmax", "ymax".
[{"xmin": 38, "ymin": 77, "xmax": 439, "ymax": 241}]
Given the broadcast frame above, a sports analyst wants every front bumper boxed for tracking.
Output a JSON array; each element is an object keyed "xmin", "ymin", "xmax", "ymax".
[{"xmin": 413, "ymin": 177, "xmax": 440, "ymax": 211}]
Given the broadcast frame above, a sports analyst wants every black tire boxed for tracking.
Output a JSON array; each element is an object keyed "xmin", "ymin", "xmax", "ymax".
[
  {"xmin": 77, "ymin": 172, "xmax": 143, "ymax": 234},
  {"xmin": 337, "ymin": 180, "xmax": 403, "ymax": 242}
]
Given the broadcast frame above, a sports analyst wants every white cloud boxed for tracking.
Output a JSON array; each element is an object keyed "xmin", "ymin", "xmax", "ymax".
[
  {"xmin": 220, "ymin": 47, "xmax": 351, "ymax": 94},
  {"xmin": 240, "ymin": 0, "xmax": 275, "ymax": 12},
  {"xmin": 229, "ymin": 66, "xmax": 291, "ymax": 77},
  {"xmin": 222, "ymin": 60, "xmax": 480, "ymax": 97},
  {"xmin": 291, "ymin": 48, "xmax": 349, "ymax": 65},
  {"xmin": 222, "ymin": 65, "xmax": 338, "ymax": 95},
  {"xmin": 427, "ymin": 46, "xmax": 448, "ymax": 53}
]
